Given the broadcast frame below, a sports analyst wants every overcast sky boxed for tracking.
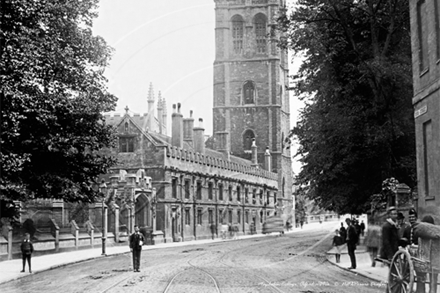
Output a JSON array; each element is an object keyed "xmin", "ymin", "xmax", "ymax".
[{"xmin": 92, "ymin": 0, "xmax": 302, "ymax": 173}]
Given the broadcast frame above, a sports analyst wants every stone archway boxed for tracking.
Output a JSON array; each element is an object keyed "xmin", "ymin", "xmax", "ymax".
[{"xmin": 135, "ymin": 193, "xmax": 151, "ymax": 228}]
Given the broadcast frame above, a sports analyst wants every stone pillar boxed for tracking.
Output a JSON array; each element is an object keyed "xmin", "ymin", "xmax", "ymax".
[
  {"xmin": 251, "ymin": 139, "xmax": 258, "ymax": 168},
  {"xmin": 264, "ymin": 147, "xmax": 271, "ymax": 171},
  {"xmin": 114, "ymin": 205, "xmax": 120, "ymax": 243},
  {"xmin": 52, "ymin": 199, "xmax": 64, "ymax": 226},
  {"xmin": 7, "ymin": 225, "xmax": 13, "ymax": 260}
]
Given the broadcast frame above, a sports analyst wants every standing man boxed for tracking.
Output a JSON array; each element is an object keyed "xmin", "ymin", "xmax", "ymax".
[
  {"xmin": 20, "ymin": 233, "xmax": 34, "ymax": 273},
  {"xmin": 402, "ymin": 208, "xmax": 418, "ymax": 246},
  {"xmin": 129, "ymin": 225, "xmax": 145, "ymax": 272},
  {"xmin": 339, "ymin": 222, "xmax": 347, "ymax": 244},
  {"xmin": 397, "ymin": 212, "xmax": 409, "ymax": 240},
  {"xmin": 360, "ymin": 220, "xmax": 366, "ymax": 237},
  {"xmin": 402, "ymin": 208, "xmax": 426, "ymax": 293},
  {"xmin": 345, "ymin": 218, "xmax": 358, "ymax": 269},
  {"xmin": 380, "ymin": 206, "xmax": 399, "ymax": 263}
]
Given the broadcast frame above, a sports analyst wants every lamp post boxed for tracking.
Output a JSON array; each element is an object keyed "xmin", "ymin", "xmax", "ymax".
[{"xmin": 99, "ymin": 181, "xmax": 108, "ymax": 256}]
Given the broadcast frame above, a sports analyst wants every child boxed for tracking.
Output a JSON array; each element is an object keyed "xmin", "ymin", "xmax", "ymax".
[
  {"xmin": 20, "ymin": 233, "xmax": 34, "ymax": 273},
  {"xmin": 332, "ymin": 229, "xmax": 344, "ymax": 263}
]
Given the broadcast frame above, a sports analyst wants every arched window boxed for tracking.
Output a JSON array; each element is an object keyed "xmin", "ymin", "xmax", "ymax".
[
  {"xmin": 243, "ymin": 81, "xmax": 255, "ymax": 104},
  {"xmin": 232, "ymin": 15, "xmax": 244, "ymax": 54},
  {"xmin": 254, "ymin": 14, "xmax": 267, "ymax": 53},
  {"xmin": 243, "ymin": 129, "xmax": 255, "ymax": 150},
  {"xmin": 124, "ymin": 122, "xmax": 129, "ymax": 132}
]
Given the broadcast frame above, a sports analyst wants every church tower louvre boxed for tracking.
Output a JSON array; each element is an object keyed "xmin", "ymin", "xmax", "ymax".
[{"xmin": 213, "ymin": 0, "xmax": 293, "ymax": 210}]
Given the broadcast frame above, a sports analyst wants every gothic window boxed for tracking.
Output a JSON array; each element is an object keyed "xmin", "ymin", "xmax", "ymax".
[
  {"xmin": 185, "ymin": 208, "xmax": 191, "ymax": 225},
  {"xmin": 196, "ymin": 181, "xmax": 202, "ymax": 200},
  {"xmin": 208, "ymin": 209, "xmax": 213, "ymax": 224},
  {"xmin": 119, "ymin": 137, "xmax": 134, "ymax": 153},
  {"xmin": 184, "ymin": 180, "xmax": 190, "ymax": 199},
  {"xmin": 232, "ymin": 15, "xmax": 244, "ymax": 54},
  {"xmin": 172, "ymin": 178, "xmax": 178, "ymax": 198},
  {"xmin": 243, "ymin": 129, "xmax": 255, "ymax": 150},
  {"xmin": 243, "ymin": 81, "xmax": 255, "ymax": 104},
  {"xmin": 124, "ymin": 122, "xmax": 129, "ymax": 132},
  {"xmin": 208, "ymin": 182, "xmax": 213, "ymax": 200},
  {"xmin": 254, "ymin": 14, "xmax": 267, "ymax": 53},
  {"xmin": 197, "ymin": 209, "xmax": 203, "ymax": 225}
]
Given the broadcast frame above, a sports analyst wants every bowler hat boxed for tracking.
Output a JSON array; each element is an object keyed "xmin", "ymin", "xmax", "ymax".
[
  {"xmin": 397, "ymin": 212, "xmax": 405, "ymax": 220},
  {"xmin": 408, "ymin": 208, "xmax": 417, "ymax": 217}
]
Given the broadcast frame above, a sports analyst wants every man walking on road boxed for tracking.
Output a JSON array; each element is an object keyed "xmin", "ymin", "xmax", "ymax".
[
  {"xmin": 129, "ymin": 225, "xmax": 145, "ymax": 272},
  {"xmin": 345, "ymin": 218, "xmax": 358, "ymax": 269},
  {"xmin": 380, "ymin": 206, "xmax": 399, "ymax": 263}
]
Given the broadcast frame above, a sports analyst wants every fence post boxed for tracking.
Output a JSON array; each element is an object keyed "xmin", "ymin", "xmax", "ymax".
[
  {"xmin": 50, "ymin": 218, "xmax": 60, "ymax": 252},
  {"xmin": 7, "ymin": 225, "xmax": 13, "ymax": 260},
  {"xmin": 71, "ymin": 220, "xmax": 79, "ymax": 249}
]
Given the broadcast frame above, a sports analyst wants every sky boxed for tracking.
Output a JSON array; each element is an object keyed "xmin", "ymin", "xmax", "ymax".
[{"xmin": 92, "ymin": 0, "xmax": 303, "ymax": 173}]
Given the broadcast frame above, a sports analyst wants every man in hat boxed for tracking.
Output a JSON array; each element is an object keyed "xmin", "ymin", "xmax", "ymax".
[
  {"xmin": 402, "ymin": 208, "xmax": 426, "ymax": 293},
  {"xmin": 397, "ymin": 212, "xmax": 409, "ymax": 240},
  {"xmin": 345, "ymin": 218, "xmax": 358, "ymax": 269},
  {"xmin": 129, "ymin": 225, "xmax": 145, "ymax": 272},
  {"xmin": 380, "ymin": 206, "xmax": 399, "ymax": 262},
  {"xmin": 402, "ymin": 208, "xmax": 418, "ymax": 246}
]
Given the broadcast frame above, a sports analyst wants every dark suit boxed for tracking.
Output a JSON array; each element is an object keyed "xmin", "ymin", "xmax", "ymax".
[
  {"xmin": 346, "ymin": 224, "xmax": 358, "ymax": 269},
  {"xmin": 20, "ymin": 239, "xmax": 34, "ymax": 272},
  {"xmin": 380, "ymin": 220, "xmax": 399, "ymax": 261},
  {"xmin": 129, "ymin": 232, "xmax": 145, "ymax": 271}
]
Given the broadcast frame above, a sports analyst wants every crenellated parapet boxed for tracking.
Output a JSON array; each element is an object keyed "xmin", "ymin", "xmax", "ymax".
[{"xmin": 164, "ymin": 145, "xmax": 277, "ymax": 181}]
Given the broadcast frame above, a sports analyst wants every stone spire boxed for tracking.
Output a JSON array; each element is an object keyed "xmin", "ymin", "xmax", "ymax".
[
  {"xmin": 157, "ymin": 92, "xmax": 163, "ymax": 134},
  {"xmin": 147, "ymin": 83, "xmax": 155, "ymax": 131}
]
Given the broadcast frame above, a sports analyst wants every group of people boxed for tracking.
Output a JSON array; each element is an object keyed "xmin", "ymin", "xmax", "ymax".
[{"xmin": 332, "ymin": 218, "xmax": 365, "ymax": 269}]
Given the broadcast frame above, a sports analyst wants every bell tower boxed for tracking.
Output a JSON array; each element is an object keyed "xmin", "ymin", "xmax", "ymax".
[{"xmin": 213, "ymin": 0, "xmax": 293, "ymax": 209}]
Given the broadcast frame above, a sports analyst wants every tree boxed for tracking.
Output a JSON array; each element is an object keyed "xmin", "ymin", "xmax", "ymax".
[
  {"xmin": 0, "ymin": 0, "xmax": 117, "ymax": 217},
  {"xmin": 276, "ymin": 0, "xmax": 416, "ymax": 214}
]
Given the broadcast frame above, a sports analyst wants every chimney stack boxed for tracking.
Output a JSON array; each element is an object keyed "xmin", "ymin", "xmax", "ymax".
[
  {"xmin": 264, "ymin": 146, "xmax": 271, "ymax": 171},
  {"xmin": 183, "ymin": 110, "xmax": 195, "ymax": 147},
  {"xmin": 171, "ymin": 103, "xmax": 183, "ymax": 148},
  {"xmin": 215, "ymin": 131, "xmax": 230, "ymax": 161},
  {"xmin": 251, "ymin": 139, "xmax": 258, "ymax": 168},
  {"xmin": 193, "ymin": 118, "xmax": 205, "ymax": 154}
]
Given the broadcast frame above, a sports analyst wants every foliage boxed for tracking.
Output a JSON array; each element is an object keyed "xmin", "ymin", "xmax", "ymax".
[
  {"xmin": 0, "ymin": 0, "xmax": 117, "ymax": 216},
  {"xmin": 276, "ymin": 0, "xmax": 416, "ymax": 214}
]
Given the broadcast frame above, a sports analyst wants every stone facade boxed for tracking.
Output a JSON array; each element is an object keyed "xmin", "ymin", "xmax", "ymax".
[
  {"xmin": 104, "ymin": 102, "xmax": 280, "ymax": 242},
  {"xmin": 213, "ymin": 0, "xmax": 294, "ymax": 224},
  {"xmin": 409, "ymin": 0, "xmax": 440, "ymax": 223}
]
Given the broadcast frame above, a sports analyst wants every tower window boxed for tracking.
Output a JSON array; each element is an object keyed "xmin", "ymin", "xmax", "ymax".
[
  {"xmin": 254, "ymin": 14, "xmax": 267, "ymax": 53},
  {"xmin": 232, "ymin": 15, "xmax": 244, "ymax": 54},
  {"xmin": 243, "ymin": 129, "xmax": 255, "ymax": 151},
  {"xmin": 243, "ymin": 81, "xmax": 255, "ymax": 104}
]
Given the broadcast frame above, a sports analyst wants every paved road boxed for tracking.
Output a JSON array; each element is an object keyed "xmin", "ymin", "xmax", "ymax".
[{"xmin": 3, "ymin": 223, "xmax": 386, "ymax": 293}]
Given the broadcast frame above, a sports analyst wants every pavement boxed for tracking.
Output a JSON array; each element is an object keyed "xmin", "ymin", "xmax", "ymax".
[
  {"xmin": 0, "ymin": 221, "xmax": 388, "ymax": 286},
  {"xmin": 325, "ymin": 239, "xmax": 388, "ymax": 284}
]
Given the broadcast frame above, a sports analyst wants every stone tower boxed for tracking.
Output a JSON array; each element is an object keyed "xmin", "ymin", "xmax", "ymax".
[{"xmin": 213, "ymin": 0, "xmax": 293, "ymax": 214}]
